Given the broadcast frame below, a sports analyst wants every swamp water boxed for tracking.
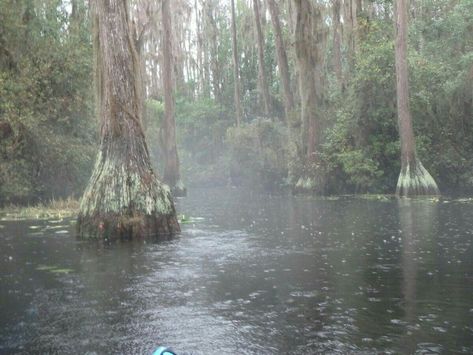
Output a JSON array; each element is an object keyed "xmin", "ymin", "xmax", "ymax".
[{"xmin": 0, "ymin": 188, "xmax": 472, "ymax": 354}]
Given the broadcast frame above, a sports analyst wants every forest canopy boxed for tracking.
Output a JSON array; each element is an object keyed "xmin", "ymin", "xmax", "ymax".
[{"xmin": 0, "ymin": 0, "xmax": 472, "ymax": 205}]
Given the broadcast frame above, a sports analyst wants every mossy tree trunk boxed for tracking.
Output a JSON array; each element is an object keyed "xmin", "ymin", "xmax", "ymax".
[
  {"xmin": 331, "ymin": 0, "xmax": 343, "ymax": 89},
  {"xmin": 293, "ymin": 0, "xmax": 327, "ymax": 193},
  {"xmin": 253, "ymin": 0, "xmax": 271, "ymax": 117},
  {"xmin": 231, "ymin": 0, "xmax": 243, "ymax": 126},
  {"xmin": 78, "ymin": 0, "xmax": 180, "ymax": 240},
  {"xmin": 267, "ymin": 0, "xmax": 294, "ymax": 121},
  {"xmin": 161, "ymin": 0, "xmax": 186, "ymax": 196},
  {"xmin": 394, "ymin": 0, "xmax": 439, "ymax": 197}
]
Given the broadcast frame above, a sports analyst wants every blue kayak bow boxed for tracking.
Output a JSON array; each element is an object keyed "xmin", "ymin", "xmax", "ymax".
[{"xmin": 153, "ymin": 346, "xmax": 177, "ymax": 355}]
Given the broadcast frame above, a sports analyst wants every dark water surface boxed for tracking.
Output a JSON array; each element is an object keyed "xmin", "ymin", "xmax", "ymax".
[{"xmin": 1, "ymin": 188, "xmax": 472, "ymax": 354}]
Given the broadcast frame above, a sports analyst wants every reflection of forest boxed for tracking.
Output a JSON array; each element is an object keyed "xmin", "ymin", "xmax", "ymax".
[{"xmin": 398, "ymin": 199, "xmax": 438, "ymax": 353}]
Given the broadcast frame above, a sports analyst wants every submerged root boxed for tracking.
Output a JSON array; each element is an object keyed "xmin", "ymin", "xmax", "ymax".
[
  {"xmin": 77, "ymin": 213, "xmax": 179, "ymax": 240},
  {"xmin": 396, "ymin": 159, "xmax": 440, "ymax": 197}
]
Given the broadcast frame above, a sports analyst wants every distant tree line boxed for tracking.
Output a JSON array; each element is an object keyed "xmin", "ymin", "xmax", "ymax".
[{"xmin": 1, "ymin": 0, "xmax": 472, "ymax": 205}]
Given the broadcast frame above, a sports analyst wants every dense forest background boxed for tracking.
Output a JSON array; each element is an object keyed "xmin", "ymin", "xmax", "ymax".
[{"xmin": 0, "ymin": 0, "xmax": 472, "ymax": 205}]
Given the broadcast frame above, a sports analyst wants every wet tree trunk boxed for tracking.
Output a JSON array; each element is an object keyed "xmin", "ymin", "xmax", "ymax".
[
  {"xmin": 162, "ymin": 0, "xmax": 186, "ymax": 196},
  {"xmin": 207, "ymin": 2, "xmax": 221, "ymax": 102},
  {"xmin": 202, "ymin": 1, "xmax": 212, "ymax": 98},
  {"xmin": 293, "ymin": 0, "xmax": 327, "ymax": 193},
  {"xmin": 78, "ymin": 0, "xmax": 180, "ymax": 240},
  {"xmin": 343, "ymin": 0, "xmax": 356, "ymax": 70},
  {"xmin": 267, "ymin": 0, "xmax": 294, "ymax": 120},
  {"xmin": 231, "ymin": 0, "xmax": 243, "ymax": 126},
  {"xmin": 194, "ymin": 0, "xmax": 203, "ymax": 96},
  {"xmin": 253, "ymin": 0, "xmax": 271, "ymax": 116},
  {"xmin": 394, "ymin": 0, "xmax": 439, "ymax": 196},
  {"xmin": 331, "ymin": 0, "xmax": 343, "ymax": 88}
]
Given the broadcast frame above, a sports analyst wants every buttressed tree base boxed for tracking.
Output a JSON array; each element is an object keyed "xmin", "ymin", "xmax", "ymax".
[{"xmin": 396, "ymin": 159, "xmax": 440, "ymax": 197}]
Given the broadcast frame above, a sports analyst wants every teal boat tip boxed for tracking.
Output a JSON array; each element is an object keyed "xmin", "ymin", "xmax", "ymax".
[{"xmin": 153, "ymin": 346, "xmax": 177, "ymax": 355}]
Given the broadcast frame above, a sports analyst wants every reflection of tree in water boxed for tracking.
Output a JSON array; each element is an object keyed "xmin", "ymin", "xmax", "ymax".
[{"xmin": 398, "ymin": 199, "xmax": 438, "ymax": 353}]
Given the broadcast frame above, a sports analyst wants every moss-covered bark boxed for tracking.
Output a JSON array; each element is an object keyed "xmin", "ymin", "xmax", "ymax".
[
  {"xmin": 396, "ymin": 159, "xmax": 440, "ymax": 197},
  {"xmin": 78, "ymin": 150, "xmax": 180, "ymax": 239},
  {"xmin": 292, "ymin": 0, "xmax": 327, "ymax": 194},
  {"xmin": 78, "ymin": 0, "xmax": 179, "ymax": 240}
]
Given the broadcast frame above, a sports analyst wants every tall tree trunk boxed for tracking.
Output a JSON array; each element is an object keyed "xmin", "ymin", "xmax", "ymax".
[
  {"xmin": 195, "ymin": 0, "xmax": 203, "ymax": 96},
  {"xmin": 162, "ymin": 0, "xmax": 186, "ymax": 196},
  {"xmin": 231, "ymin": 0, "xmax": 243, "ymax": 126},
  {"xmin": 331, "ymin": 0, "xmax": 343, "ymax": 88},
  {"xmin": 267, "ymin": 0, "xmax": 294, "ymax": 120},
  {"xmin": 293, "ymin": 0, "xmax": 327, "ymax": 193},
  {"xmin": 253, "ymin": 0, "xmax": 271, "ymax": 116},
  {"xmin": 343, "ymin": 0, "xmax": 356, "ymax": 69},
  {"xmin": 202, "ymin": 1, "xmax": 213, "ymax": 98},
  {"xmin": 171, "ymin": 1, "xmax": 186, "ymax": 96},
  {"xmin": 78, "ymin": 0, "xmax": 180, "ymax": 240},
  {"xmin": 208, "ymin": 1, "xmax": 221, "ymax": 102},
  {"xmin": 394, "ymin": 0, "xmax": 439, "ymax": 196}
]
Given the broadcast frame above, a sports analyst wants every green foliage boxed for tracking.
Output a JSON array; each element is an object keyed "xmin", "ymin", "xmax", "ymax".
[
  {"xmin": 227, "ymin": 118, "xmax": 288, "ymax": 189},
  {"xmin": 406, "ymin": 0, "xmax": 473, "ymax": 191},
  {"xmin": 177, "ymin": 98, "xmax": 232, "ymax": 185},
  {"xmin": 336, "ymin": 150, "xmax": 384, "ymax": 192},
  {"xmin": 1, "ymin": 0, "xmax": 473, "ymax": 201},
  {"xmin": 176, "ymin": 98, "xmax": 232, "ymax": 163},
  {"xmin": 145, "ymin": 97, "xmax": 233, "ymax": 186},
  {"xmin": 0, "ymin": 0, "xmax": 95, "ymax": 205},
  {"xmin": 319, "ymin": 19, "xmax": 399, "ymax": 193},
  {"xmin": 321, "ymin": 0, "xmax": 473, "ymax": 194}
]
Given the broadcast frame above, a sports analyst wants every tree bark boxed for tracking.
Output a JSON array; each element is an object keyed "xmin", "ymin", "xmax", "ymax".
[
  {"xmin": 162, "ymin": 0, "xmax": 186, "ymax": 196},
  {"xmin": 293, "ymin": 0, "xmax": 327, "ymax": 193},
  {"xmin": 394, "ymin": 0, "xmax": 439, "ymax": 196},
  {"xmin": 342, "ymin": 0, "xmax": 356, "ymax": 69},
  {"xmin": 202, "ymin": 1, "xmax": 212, "ymax": 98},
  {"xmin": 231, "ymin": 0, "xmax": 243, "ymax": 126},
  {"xmin": 253, "ymin": 0, "xmax": 271, "ymax": 116},
  {"xmin": 208, "ymin": 1, "xmax": 221, "ymax": 102},
  {"xmin": 78, "ymin": 0, "xmax": 180, "ymax": 240},
  {"xmin": 171, "ymin": 1, "xmax": 187, "ymax": 96},
  {"xmin": 331, "ymin": 0, "xmax": 343, "ymax": 88},
  {"xmin": 267, "ymin": 0, "xmax": 294, "ymax": 120}
]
